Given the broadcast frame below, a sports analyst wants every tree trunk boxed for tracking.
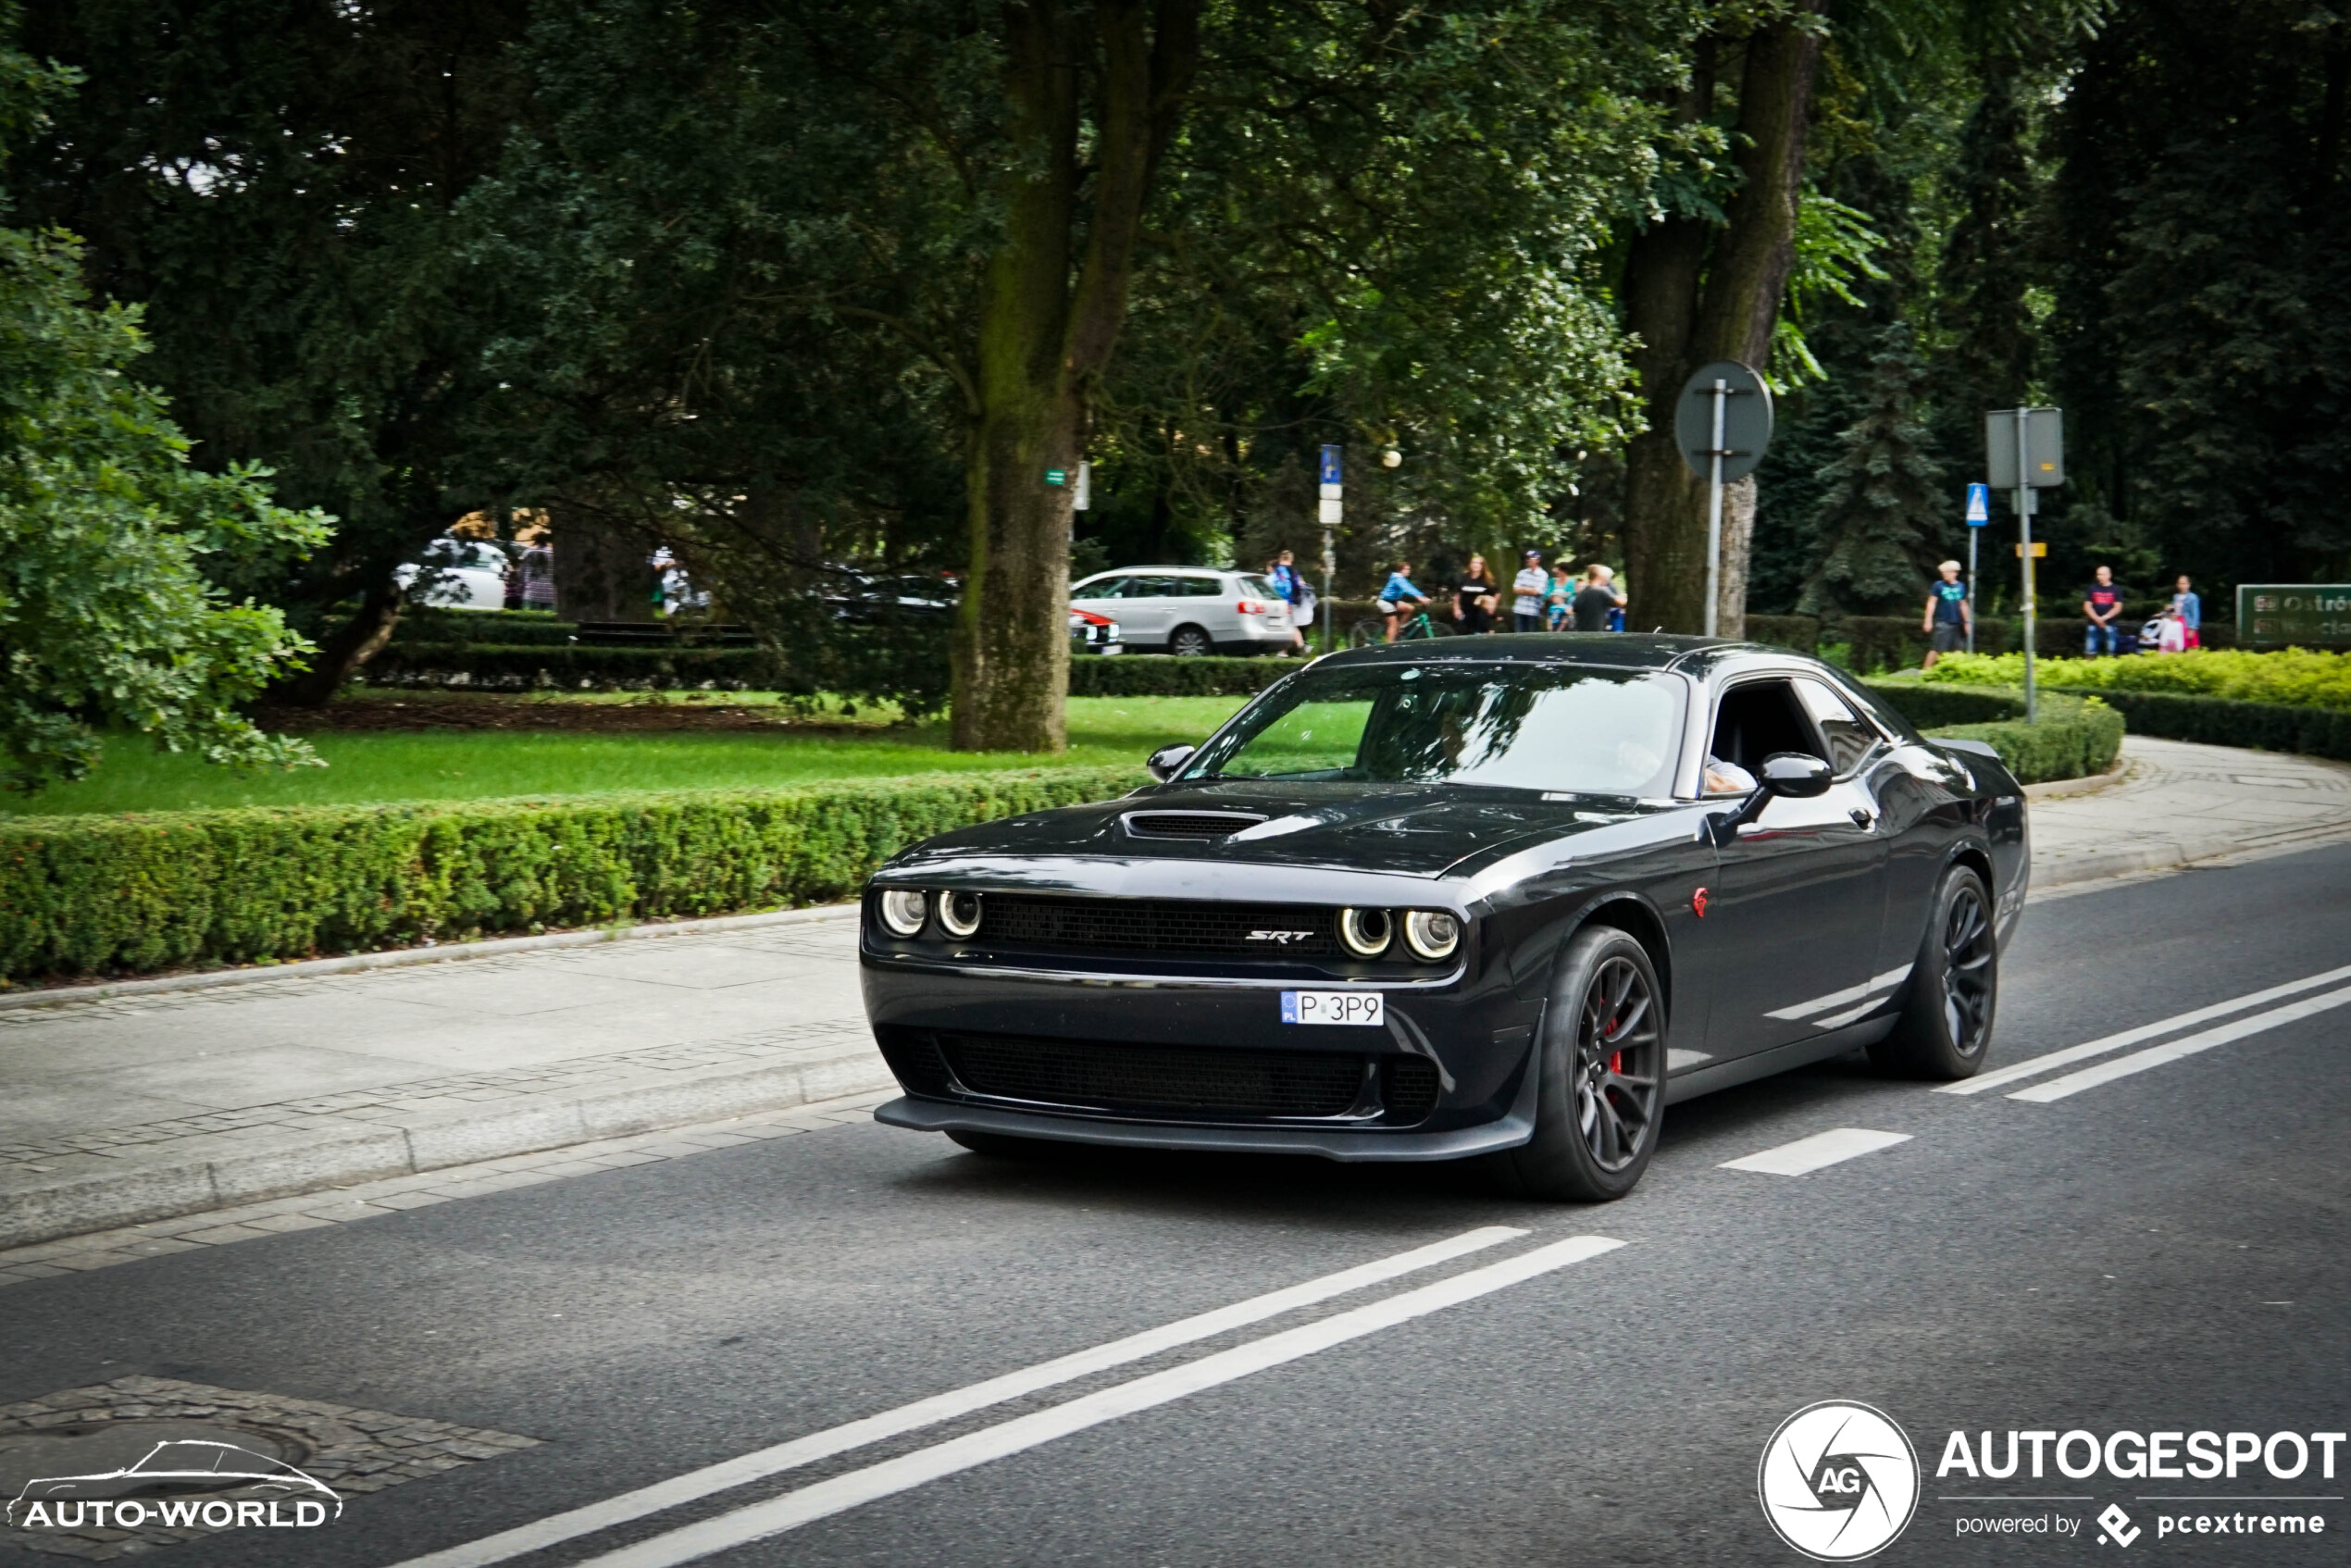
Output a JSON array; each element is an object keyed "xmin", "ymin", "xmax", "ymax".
[
  {"xmin": 277, "ymin": 574, "xmax": 405, "ymax": 705},
  {"xmin": 1716, "ymin": 475, "xmax": 1756, "ymax": 640},
  {"xmin": 1620, "ymin": 13, "xmax": 1825, "ymax": 635},
  {"xmin": 950, "ymin": 0, "xmax": 1200, "ymax": 752}
]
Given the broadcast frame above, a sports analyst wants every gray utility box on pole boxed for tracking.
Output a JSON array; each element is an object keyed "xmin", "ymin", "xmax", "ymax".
[{"xmin": 1984, "ymin": 406, "xmax": 2064, "ymax": 721}]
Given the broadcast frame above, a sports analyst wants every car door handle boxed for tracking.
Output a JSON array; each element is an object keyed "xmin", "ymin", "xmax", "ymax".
[{"xmin": 1849, "ymin": 808, "xmax": 1874, "ymax": 829}]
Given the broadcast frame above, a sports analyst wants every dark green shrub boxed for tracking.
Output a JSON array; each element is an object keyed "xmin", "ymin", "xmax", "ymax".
[
  {"xmin": 363, "ymin": 643, "xmax": 775, "ymax": 690},
  {"xmin": 1070, "ymin": 656, "xmax": 1292, "ymax": 697},
  {"xmin": 0, "ymin": 766, "xmax": 1145, "ymax": 983},
  {"xmin": 2046, "ymin": 688, "xmax": 2351, "ymax": 763},
  {"xmin": 1862, "ymin": 681, "xmax": 2123, "ymax": 783}
]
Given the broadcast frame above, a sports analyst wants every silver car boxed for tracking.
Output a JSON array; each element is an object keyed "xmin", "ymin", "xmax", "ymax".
[{"xmin": 1070, "ymin": 567, "xmax": 1295, "ymax": 656}]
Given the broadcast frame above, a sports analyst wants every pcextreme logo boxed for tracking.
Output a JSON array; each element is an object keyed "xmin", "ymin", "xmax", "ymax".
[
  {"xmin": 6, "ymin": 1438, "xmax": 342, "ymax": 1534},
  {"xmin": 1759, "ymin": 1400, "xmax": 1922, "ymax": 1562}
]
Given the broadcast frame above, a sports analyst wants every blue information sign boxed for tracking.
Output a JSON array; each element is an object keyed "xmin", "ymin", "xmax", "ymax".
[
  {"xmin": 1319, "ymin": 444, "xmax": 1342, "ymax": 488},
  {"xmin": 1965, "ymin": 482, "xmax": 1989, "ymax": 525}
]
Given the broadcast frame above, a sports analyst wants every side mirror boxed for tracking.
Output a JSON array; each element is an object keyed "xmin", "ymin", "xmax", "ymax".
[
  {"xmin": 1146, "ymin": 743, "xmax": 1197, "ymax": 783},
  {"xmin": 1710, "ymin": 752, "xmax": 1831, "ymax": 842},
  {"xmin": 1757, "ymin": 752, "xmax": 1833, "ymax": 798}
]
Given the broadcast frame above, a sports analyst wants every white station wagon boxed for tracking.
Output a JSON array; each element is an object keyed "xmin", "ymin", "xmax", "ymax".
[{"xmin": 1070, "ymin": 567, "xmax": 1296, "ymax": 656}]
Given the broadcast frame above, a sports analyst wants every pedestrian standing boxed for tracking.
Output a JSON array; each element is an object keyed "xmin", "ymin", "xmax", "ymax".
[
  {"xmin": 1511, "ymin": 550, "xmax": 1549, "ymax": 633},
  {"xmin": 1454, "ymin": 554, "xmax": 1500, "ymax": 634},
  {"xmin": 1601, "ymin": 566, "xmax": 1627, "ymax": 630},
  {"xmin": 1267, "ymin": 550, "xmax": 1306, "ymax": 652},
  {"xmin": 1545, "ymin": 561, "xmax": 1574, "ymax": 629},
  {"xmin": 2171, "ymin": 575, "xmax": 2201, "ymax": 650},
  {"xmin": 1572, "ymin": 566, "xmax": 1618, "ymax": 632},
  {"xmin": 518, "ymin": 539, "xmax": 555, "ymax": 612},
  {"xmin": 2083, "ymin": 565, "xmax": 2126, "ymax": 656},
  {"xmin": 1921, "ymin": 559, "xmax": 1971, "ymax": 668}
]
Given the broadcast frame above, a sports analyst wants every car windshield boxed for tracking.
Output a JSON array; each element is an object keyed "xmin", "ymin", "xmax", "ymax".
[{"xmin": 1183, "ymin": 661, "xmax": 1686, "ymax": 797}]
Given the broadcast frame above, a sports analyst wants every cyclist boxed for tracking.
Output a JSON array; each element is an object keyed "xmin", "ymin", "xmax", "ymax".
[{"xmin": 1379, "ymin": 559, "xmax": 1432, "ymax": 641}]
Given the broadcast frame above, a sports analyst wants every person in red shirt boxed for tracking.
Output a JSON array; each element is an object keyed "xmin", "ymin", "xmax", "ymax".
[{"xmin": 2083, "ymin": 565, "xmax": 2127, "ymax": 656}]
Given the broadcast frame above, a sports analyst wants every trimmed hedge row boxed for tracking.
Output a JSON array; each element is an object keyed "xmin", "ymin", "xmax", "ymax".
[
  {"xmin": 364, "ymin": 643, "xmax": 773, "ymax": 691},
  {"xmin": 2044, "ymin": 687, "xmax": 2351, "ymax": 763},
  {"xmin": 0, "ymin": 767, "xmax": 1144, "ymax": 983},
  {"xmin": 1862, "ymin": 681, "xmax": 2126, "ymax": 784},
  {"xmin": 1071, "ymin": 656, "xmax": 1292, "ymax": 697}
]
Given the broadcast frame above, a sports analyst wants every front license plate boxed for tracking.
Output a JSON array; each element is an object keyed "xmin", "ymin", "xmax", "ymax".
[{"xmin": 1280, "ymin": 990, "xmax": 1386, "ymax": 1027}]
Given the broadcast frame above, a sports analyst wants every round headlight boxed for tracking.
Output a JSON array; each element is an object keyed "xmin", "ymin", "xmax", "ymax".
[
  {"xmin": 878, "ymin": 889, "xmax": 928, "ymax": 937},
  {"xmin": 1337, "ymin": 906, "xmax": 1392, "ymax": 957},
  {"xmin": 938, "ymin": 890, "xmax": 983, "ymax": 939},
  {"xmin": 1403, "ymin": 909, "xmax": 1462, "ymax": 961}
]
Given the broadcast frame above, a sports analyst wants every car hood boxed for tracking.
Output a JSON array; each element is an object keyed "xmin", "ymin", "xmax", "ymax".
[{"xmin": 887, "ymin": 780, "xmax": 1672, "ymax": 879}]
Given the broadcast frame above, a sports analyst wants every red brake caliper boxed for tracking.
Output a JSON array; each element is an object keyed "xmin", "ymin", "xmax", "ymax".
[{"xmin": 1609, "ymin": 1051, "xmax": 1623, "ymax": 1076}]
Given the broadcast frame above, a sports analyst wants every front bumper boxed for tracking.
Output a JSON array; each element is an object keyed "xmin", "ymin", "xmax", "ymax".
[{"xmin": 861, "ymin": 952, "xmax": 1541, "ymax": 1162}]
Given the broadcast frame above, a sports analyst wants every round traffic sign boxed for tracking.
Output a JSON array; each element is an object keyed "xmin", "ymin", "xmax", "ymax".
[{"xmin": 1674, "ymin": 360, "xmax": 1774, "ymax": 482}]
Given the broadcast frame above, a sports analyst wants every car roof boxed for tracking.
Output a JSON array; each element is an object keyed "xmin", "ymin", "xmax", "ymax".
[
  {"xmin": 1304, "ymin": 632, "xmax": 1790, "ymax": 677},
  {"xmin": 1077, "ymin": 566, "xmax": 1229, "ymax": 579}
]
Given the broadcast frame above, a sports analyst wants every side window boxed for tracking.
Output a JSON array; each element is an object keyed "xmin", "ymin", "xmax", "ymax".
[
  {"xmin": 1793, "ymin": 678, "xmax": 1879, "ymax": 775},
  {"xmin": 1128, "ymin": 575, "xmax": 1182, "ymax": 598},
  {"xmin": 1708, "ymin": 679, "xmax": 1823, "ymax": 773},
  {"xmin": 1180, "ymin": 576, "xmax": 1224, "ymax": 597},
  {"xmin": 1075, "ymin": 576, "xmax": 1129, "ymax": 601}
]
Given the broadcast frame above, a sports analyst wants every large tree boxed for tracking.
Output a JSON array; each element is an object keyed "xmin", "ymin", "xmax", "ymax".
[{"xmin": 19, "ymin": 0, "xmax": 535, "ymax": 701}]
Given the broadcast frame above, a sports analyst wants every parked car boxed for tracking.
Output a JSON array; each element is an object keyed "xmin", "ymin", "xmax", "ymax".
[
  {"xmin": 1070, "ymin": 567, "xmax": 1294, "ymax": 656},
  {"xmin": 859, "ymin": 636, "xmax": 2027, "ymax": 1201},
  {"xmin": 827, "ymin": 572, "xmax": 1122, "ymax": 653},
  {"xmin": 393, "ymin": 538, "xmax": 512, "ymax": 611}
]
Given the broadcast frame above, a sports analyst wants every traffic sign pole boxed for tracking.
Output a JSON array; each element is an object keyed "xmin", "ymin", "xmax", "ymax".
[
  {"xmin": 1318, "ymin": 445, "xmax": 1342, "ymax": 654},
  {"xmin": 2015, "ymin": 406, "xmax": 2036, "ymax": 723},
  {"xmin": 1704, "ymin": 379, "xmax": 1726, "ymax": 638},
  {"xmin": 1965, "ymin": 482, "xmax": 1989, "ymax": 656}
]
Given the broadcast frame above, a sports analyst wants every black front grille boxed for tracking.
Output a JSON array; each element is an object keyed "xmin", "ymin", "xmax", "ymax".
[
  {"xmin": 1385, "ymin": 1055, "xmax": 1441, "ymax": 1121},
  {"xmin": 939, "ymin": 1033, "xmax": 1367, "ymax": 1117},
  {"xmin": 1121, "ymin": 811, "xmax": 1267, "ymax": 840},
  {"xmin": 978, "ymin": 895, "xmax": 1338, "ymax": 958}
]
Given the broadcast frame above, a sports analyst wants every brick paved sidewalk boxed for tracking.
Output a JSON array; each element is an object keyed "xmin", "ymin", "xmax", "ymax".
[{"xmin": 1, "ymin": 731, "xmax": 2345, "ymax": 1252}]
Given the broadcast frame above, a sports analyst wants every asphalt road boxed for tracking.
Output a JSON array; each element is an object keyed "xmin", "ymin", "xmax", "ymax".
[{"xmin": 5, "ymin": 843, "xmax": 2348, "ymax": 1568}]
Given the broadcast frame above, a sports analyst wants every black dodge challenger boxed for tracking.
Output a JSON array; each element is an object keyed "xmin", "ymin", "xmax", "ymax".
[{"xmin": 861, "ymin": 636, "xmax": 2027, "ymax": 1200}]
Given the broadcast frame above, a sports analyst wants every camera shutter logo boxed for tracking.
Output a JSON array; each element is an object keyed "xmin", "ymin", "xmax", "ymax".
[{"xmin": 1757, "ymin": 1400, "xmax": 1920, "ymax": 1561}]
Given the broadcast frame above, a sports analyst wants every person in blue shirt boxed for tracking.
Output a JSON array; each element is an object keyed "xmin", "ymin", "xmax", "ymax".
[
  {"xmin": 1921, "ymin": 560, "xmax": 1971, "ymax": 668},
  {"xmin": 2171, "ymin": 575, "xmax": 2202, "ymax": 649},
  {"xmin": 1378, "ymin": 559, "xmax": 1430, "ymax": 641},
  {"xmin": 1265, "ymin": 550, "xmax": 1305, "ymax": 652}
]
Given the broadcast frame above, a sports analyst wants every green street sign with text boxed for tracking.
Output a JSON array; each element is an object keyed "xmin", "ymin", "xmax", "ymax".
[{"xmin": 2238, "ymin": 584, "xmax": 2351, "ymax": 648}]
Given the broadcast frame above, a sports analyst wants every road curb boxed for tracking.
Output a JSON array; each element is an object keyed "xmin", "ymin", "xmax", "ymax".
[
  {"xmin": 2022, "ymin": 756, "xmax": 2131, "ymax": 802},
  {"xmin": 0, "ymin": 902, "xmax": 861, "ymax": 1014},
  {"xmin": 0, "ymin": 1048, "xmax": 898, "ymax": 1251}
]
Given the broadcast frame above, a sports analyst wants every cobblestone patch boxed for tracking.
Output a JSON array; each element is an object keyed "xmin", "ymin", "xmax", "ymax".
[
  {"xmin": 0, "ymin": 1376, "xmax": 536, "ymax": 1559},
  {"xmin": 0, "ymin": 1089, "xmax": 891, "ymax": 1288}
]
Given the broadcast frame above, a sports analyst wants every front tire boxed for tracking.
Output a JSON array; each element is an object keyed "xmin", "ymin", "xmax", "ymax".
[
  {"xmin": 1869, "ymin": 865, "xmax": 1997, "ymax": 1079},
  {"xmin": 1488, "ymin": 927, "xmax": 1665, "ymax": 1201}
]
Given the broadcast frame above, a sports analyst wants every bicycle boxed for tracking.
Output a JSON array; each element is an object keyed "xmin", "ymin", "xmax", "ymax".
[{"xmin": 1350, "ymin": 605, "xmax": 1457, "ymax": 648}]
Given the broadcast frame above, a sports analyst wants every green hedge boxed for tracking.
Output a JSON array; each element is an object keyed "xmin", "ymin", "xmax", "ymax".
[
  {"xmin": 2045, "ymin": 687, "xmax": 2351, "ymax": 763},
  {"xmin": 0, "ymin": 767, "xmax": 1144, "ymax": 983},
  {"xmin": 1861, "ymin": 681, "xmax": 2125, "ymax": 784},
  {"xmin": 364, "ymin": 643, "xmax": 775, "ymax": 691},
  {"xmin": 1071, "ymin": 655, "xmax": 1292, "ymax": 697}
]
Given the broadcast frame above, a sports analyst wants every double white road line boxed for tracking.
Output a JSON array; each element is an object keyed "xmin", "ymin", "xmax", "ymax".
[
  {"xmin": 391, "ymin": 1226, "xmax": 1623, "ymax": 1568},
  {"xmin": 1941, "ymin": 962, "xmax": 2351, "ymax": 1102}
]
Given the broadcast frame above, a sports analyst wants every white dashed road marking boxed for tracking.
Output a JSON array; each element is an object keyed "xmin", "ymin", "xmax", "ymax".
[
  {"xmin": 1721, "ymin": 1127, "xmax": 1913, "ymax": 1176},
  {"xmin": 2009, "ymin": 985, "xmax": 2351, "ymax": 1102},
  {"xmin": 388, "ymin": 1226, "xmax": 1530, "ymax": 1568},
  {"xmin": 1943, "ymin": 962, "xmax": 2351, "ymax": 1095},
  {"xmin": 564, "ymin": 1236, "xmax": 1626, "ymax": 1568}
]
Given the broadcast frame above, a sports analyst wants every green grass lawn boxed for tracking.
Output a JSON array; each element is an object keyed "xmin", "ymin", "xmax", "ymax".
[{"xmin": 6, "ymin": 696, "xmax": 1250, "ymax": 816}]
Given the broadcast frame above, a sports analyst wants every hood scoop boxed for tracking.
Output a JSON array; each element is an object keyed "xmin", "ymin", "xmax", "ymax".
[{"xmin": 1120, "ymin": 810, "xmax": 1270, "ymax": 841}]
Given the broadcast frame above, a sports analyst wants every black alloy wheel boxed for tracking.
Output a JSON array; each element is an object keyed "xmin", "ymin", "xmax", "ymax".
[
  {"xmin": 1575, "ymin": 954, "xmax": 1662, "ymax": 1174},
  {"xmin": 1870, "ymin": 864, "xmax": 1998, "ymax": 1079},
  {"xmin": 1489, "ymin": 925, "xmax": 1666, "ymax": 1201}
]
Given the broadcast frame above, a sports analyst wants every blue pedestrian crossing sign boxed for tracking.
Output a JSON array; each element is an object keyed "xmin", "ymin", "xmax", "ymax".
[
  {"xmin": 1965, "ymin": 482, "xmax": 1990, "ymax": 525},
  {"xmin": 1319, "ymin": 445, "xmax": 1342, "ymax": 488}
]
